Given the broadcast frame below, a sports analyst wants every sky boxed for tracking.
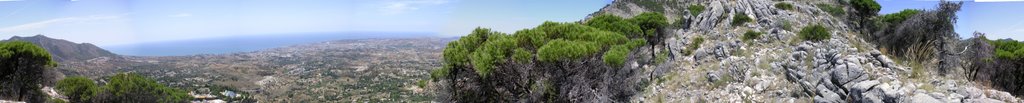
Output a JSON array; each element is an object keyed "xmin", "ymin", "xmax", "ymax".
[
  {"xmin": 0, "ymin": 0, "xmax": 1021, "ymax": 48},
  {"xmin": 877, "ymin": 0, "xmax": 1024, "ymax": 40},
  {"xmin": 0, "ymin": 0, "xmax": 609, "ymax": 47}
]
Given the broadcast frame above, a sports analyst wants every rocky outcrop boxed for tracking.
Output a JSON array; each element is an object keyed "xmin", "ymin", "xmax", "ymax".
[{"xmin": 594, "ymin": 0, "xmax": 1024, "ymax": 103}]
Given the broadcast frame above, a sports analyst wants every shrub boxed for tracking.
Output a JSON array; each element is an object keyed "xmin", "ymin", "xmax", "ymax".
[
  {"xmin": 101, "ymin": 73, "xmax": 191, "ymax": 103},
  {"xmin": 775, "ymin": 2, "xmax": 793, "ymax": 10},
  {"xmin": 537, "ymin": 39, "xmax": 601, "ymax": 62},
  {"xmin": 603, "ymin": 45, "xmax": 631, "ymax": 67},
  {"xmin": 630, "ymin": 12, "xmax": 669, "ymax": 34},
  {"xmin": 626, "ymin": 38, "xmax": 647, "ymax": 49},
  {"xmin": 512, "ymin": 48, "xmax": 532, "ymax": 63},
  {"xmin": 470, "ymin": 35, "xmax": 517, "ymax": 77},
  {"xmin": 731, "ymin": 13, "xmax": 752, "ymax": 26},
  {"xmin": 799, "ymin": 25, "xmax": 831, "ymax": 41},
  {"xmin": 430, "ymin": 67, "xmax": 450, "ymax": 81},
  {"xmin": 416, "ymin": 80, "xmax": 428, "ymax": 88},
  {"xmin": 56, "ymin": 76, "xmax": 100, "ymax": 103},
  {"xmin": 851, "ymin": 0, "xmax": 881, "ymax": 16},
  {"xmin": 683, "ymin": 37, "xmax": 704, "ymax": 55},
  {"xmin": 654, "ymin": 49, "xmax": 669, "ymax": 64},
  {"xmin": 513, "ymin": 29, "xmax": 549, "ymax": 49},
  {"xmin": 688, "ymin": 4, "xmax": 705, "ymax": 16},
  {"xmin": 742, "ymin": 30, "xmax": 762, "ymax": 42},
  {"xmin": 586, "ymin": 14, "xmax": 642, "ymax": 37},
  {"xmin": 878, "ymin": 9, "xmax": 922, "ymax": 24},
  {"xmin": 817, "ymin": 4, "xmax": 845, "ymax": 16},
  {"xmin": 634, "ymin": 0, "xmax": 663, "ymax": 12}
]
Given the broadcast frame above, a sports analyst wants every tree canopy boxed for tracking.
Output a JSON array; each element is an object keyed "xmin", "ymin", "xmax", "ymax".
[{"xmin": 0, "ymin": 40, "xmax": 56, "ymax": 102}]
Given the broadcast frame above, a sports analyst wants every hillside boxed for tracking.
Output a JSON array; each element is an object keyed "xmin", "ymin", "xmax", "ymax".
[
  {"xmin": 3, "ymin": 35, "xmax": 117, "ymax": 62},
  {"xmin": 15, "ymin": 36, "xmax": 450, "ymax": 102},
  {"xmin": 431, "ymin": 0, "xmax": 1024, "ymax": 102}
]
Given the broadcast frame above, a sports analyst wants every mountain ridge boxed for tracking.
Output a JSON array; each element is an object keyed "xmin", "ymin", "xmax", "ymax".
[{"xmin": 3, "ymin": 35, "xmax": 118, "ymax": 62}]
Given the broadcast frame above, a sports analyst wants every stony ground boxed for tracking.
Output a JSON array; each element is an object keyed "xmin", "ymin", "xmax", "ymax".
[{"xmin": 594, "ymin": 0, "xmax": 1023, "ymax": 103}]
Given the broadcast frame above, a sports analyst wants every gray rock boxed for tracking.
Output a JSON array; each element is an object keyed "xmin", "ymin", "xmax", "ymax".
[
  {"xmin": 911, "ymin": 94, "xmax": 942, "ymax": 103},
  {"xmin": 707, "ymin": 72, "xmax": 720, "ymax": 83},
  {"xmin": 964, "ymin": 99, "xmax": 1005, "ymax": 103}
]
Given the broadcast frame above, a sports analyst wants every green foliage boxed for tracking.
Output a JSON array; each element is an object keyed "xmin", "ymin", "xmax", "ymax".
[
  {"xmin": 56, "ymin": 76, "xmax": 100, "ymax": 103},
  {"xmin": 742, "ymin": 30, "xmax": 762, "ymax": 42},
  {"xmin": 683, "ymin": 37, "xmax": 704, "ymax": 55},
  {"xmin": 512, "ymin": 48, "xmax": 532, "ymax": 63},
  {"xmin": 990, "ymin": 39, "xmax": 1024, "ymax": 60},
  {"xmin": 626, "ymin": 39, "xmax": 647, "ymax": 49},
  {"xmin": 416, "ymin": 80, "xmax": 428, "ymax": 88},
  {"xmin": 513, "ymin": 29, "xmax": 549, "ymax": 49},
  {"xmin": 104, "ymin": 73, "xmax": 191, "ymax": 103},
  {"xmin": 470, "ymin": 34, "xmax": 517, "ymax": 77},
  {"xmin": 603, "ymin": 45, "xmax": 631, "ymax": 67},
  {"xmin": 630, "ymin": 12, "xmax": 669, "ymax": 35},
  {"xmin": 851, "ymin": 0, "xmax": 881, "ymax": 16},
  {"xmin": 538, "ymin": 39, "xmax": 601, "ymax": 62},
  {"xmin": 731, "ymin": 13, "xmax": 752, "ymax": 26},
  {"xmin": 634, "ymin": 0, "xmax": 664, "ymax": 12},
  {"xmin": 430, "ymin": 67, "xmax": 449, "ymax": 81},
  {"xmin": 817, "ymin": 4, "xmax": 846, "ymax": 16},
  {"xmin": 688, "ymin": 4, "xmax": 705, "ymax": 16},
  {"xmin": 0, "ymin": 40, "xmax": 55, "ymax": 101},
  {"xmin": 878, "ymin": 9, "xmax": 921, "ymax": 24},
  {"xmin": 654, "ymin": 49, "xmax": 669, "ymax": 64},
  {"xmin": 586, "ymin": 15, "xmax": 643, "ymax": 37},
  {"xmin": 443, "ymin": 28, "xmax": 497, "ymax": 67},
  {"xmin": 775, "ymin": 2, "xmax": 794, "ymax": 10},
  {"xmin": 799, "ymin": 25, "xmax": 832, "ymax": 41}
]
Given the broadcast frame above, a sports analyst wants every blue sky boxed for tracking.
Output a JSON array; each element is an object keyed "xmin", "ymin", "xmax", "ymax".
[
  {"xmin": 0, "ymin": 0, "xmax": 608, "ymax": 47},
  {"xmin": 0, "ymin": 0, "xmax": 1020, "ymax": 47}
]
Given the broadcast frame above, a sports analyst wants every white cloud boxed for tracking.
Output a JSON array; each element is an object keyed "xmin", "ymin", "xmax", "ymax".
[
  {"xmin": 380, "ymin": 0, "xmax": 449, "ymax": 15},
  {"xmin": 0, "ymin": 15, "xmax": 123, "ymax": 34},
  {"xmin": 169, "ymin": 13, "xmax": 192, "ymax": 17}
]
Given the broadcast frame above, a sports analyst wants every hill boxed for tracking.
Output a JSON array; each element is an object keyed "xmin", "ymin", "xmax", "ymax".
[
  {"xmin": 3, "ymin": 35, "xmax": 117, "ymax": 62},
  {"xmin": 430, "ymin": 0, "xmax": 1024, "ymax": 102}
]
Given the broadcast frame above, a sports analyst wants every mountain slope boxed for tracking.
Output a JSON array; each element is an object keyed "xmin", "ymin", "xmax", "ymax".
[
  {"xmin": 4, "ymin": 35, "xmax": 117, "ymax": 62},
  {"xmin": 433, "ymin": 0, "xmax": 1024, "ymax": 102}
]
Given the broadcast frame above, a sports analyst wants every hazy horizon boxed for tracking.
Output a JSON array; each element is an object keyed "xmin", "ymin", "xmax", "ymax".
[{"xmin": 1, "ymin": 0, "xmax": 1023, "ymax": 56}]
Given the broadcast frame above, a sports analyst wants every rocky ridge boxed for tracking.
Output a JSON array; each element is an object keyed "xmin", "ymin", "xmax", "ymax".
[{"xmin": 593, "ymin": 0, "xmax": 1024, "ymax": 102}]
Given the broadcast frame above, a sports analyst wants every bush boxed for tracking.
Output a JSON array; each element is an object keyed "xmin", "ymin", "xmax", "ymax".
[
  {"xmin": 603, "ymin": 45, "xmax": 631, "ymax": 67},
  {"xmin": 878, "ymin": 9, "xmax": 922, "ymax": 24},
  {"xmin": 799, "ymin": 25, "xmax": 831, "ymax": 41},
  {"xmin": 683, "ymin": 37, "xmax": 704, "ymax": 55},
  {"xmin": 742, "ymin": 30, "xmax": 762, "ymax": 42},
  {"xmin": 56, "ymin": 76, "xmax": 99, "ymax": 103},
  {"xmin": 512, "ymin": 48, "xmax": 532, "ymax": 63},
  {"xmin": 513, "ymin": 29, "xmax": 549, "ymax": 49},
  {"xmin": 817, "ymin": 4, "xmax": 845, "ymax": 16},
  {"xmin": 851, "ymin": 0, "xmax": 881, "ymax": 16},
  {"xmin": 101, "ymin": 73, "xmax": 191, "ymax": 103},
  {"xmin": 731, "ymin": 13, "xmax": 752, "ymax": 26},
  {"xmin": 688, "ymin": 4, "xmax": 705, "ymax": 16},
  {"xmin": 775, "ymin": 3, "xmax": 794, "ymax": 10},
  {"xmin": 470, "ymin": 35, "xmax": 517, "ymax": 77},
  {"xmin": 630, "ymin": 12, "xmax": 669, "ymax": 34},
  {"xmin": 537, "ymin": 39, "xmax": 601, "ymax": 62},
  {"xmin": 430, "ymin": 67, "xmax": 450, "ymax": 81},
  {"xmin": 626, "ymin": 38, "xmax": 647, "ymax": 49},
  {"xmin": 586, "ymin": 14, "xmax": 642, "ymax": 37}
]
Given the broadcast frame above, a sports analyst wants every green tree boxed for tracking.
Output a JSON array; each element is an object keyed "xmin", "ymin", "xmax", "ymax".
[
  {"xmin": 851, "ymin": 0, "xmax": 881, "ymax": 17},
  {"xmin": 101, "ymin": 73, "xmax": 191, "ymax": 103},
  {"xmin": 0, "ymin": 41, "xmax": 56, "ymax": 101},
  {"xmin": 537, "ymin": 39, "xmax": 600, "ymax": 62},
  {"xmin": 603, "ymin": 45, "xmax": 631, "ymax": 67},
  {"xmin": 629, "ymin": 12, "xmax": 668, "ymax": 58},
  {"xmin": 56, "ymin": 76, "xmax": 100, "ymax": 103}
]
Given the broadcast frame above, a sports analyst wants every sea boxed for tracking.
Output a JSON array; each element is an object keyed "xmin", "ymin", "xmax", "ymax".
[{"xmin": 103, "ymin": 32, "xmax": 440, "ymax": 56}]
